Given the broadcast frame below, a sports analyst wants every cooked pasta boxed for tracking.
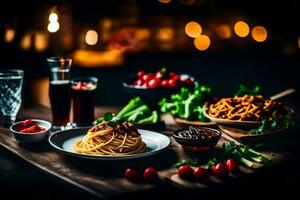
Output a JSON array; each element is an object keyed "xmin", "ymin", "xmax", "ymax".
[
  {"xmin": 208, "ymin": 95, "xmax": 280, "ymax": 121},
  {"xmin": 74, "ymin": 121, "xmax": 146, "ymax": 155}
]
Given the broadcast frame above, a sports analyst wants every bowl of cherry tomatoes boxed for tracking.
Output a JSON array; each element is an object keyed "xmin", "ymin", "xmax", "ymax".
[
  {"xmin": 122, "ymin": 67, "xmax": 196, "ymax": 107},
  {"xmin": 10, "ymin": 119, "xmax": 52, "ymax": 143}
]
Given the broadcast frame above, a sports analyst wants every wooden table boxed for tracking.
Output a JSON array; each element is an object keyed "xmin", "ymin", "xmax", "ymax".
[{"xmin": 0, "ymin": 106, "xmax": 299, "ymax": 199}]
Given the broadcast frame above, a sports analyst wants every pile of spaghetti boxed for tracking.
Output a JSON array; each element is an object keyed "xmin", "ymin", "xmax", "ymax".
[
  {"xmin": 208, "ymin": 95, "xmax": 283, "ymax": 121},
  {"xmin": 74, "ymin": 121, "xmax": 146, "ymax": 155}
]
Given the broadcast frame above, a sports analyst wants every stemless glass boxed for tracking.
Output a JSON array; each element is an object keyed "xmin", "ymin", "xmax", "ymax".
[
  {"xmin": 47, "ymin": 57, "xmax": 72, "ymax": 130},
  {"xmin": 0, "ymin": 70, "xmax": 24, "ymax": 127},
  {"xmin": 71, "ymin": 77, "xmax": 98, "ymax": 127}
]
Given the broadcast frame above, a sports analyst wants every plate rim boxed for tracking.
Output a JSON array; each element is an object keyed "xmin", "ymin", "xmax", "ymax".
[{"xmin": 48, "ymin": 128, "xmax": 170, "ymax": 160}]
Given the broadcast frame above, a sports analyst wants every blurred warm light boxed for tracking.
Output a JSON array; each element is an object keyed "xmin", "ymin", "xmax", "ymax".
[
  {"xmin": 20, "ymin": 34, "xmax": 31, "ymax": 50},
  {"xmin": 194, "ymin": 34, "xmax": 210, "ymax": 51},
  {"xmin": 185, "ymin": 21, "xmax": 202, "ymax": 38},
  {"xmin": 234, "ymin": 21, "xmax": 250, "ymax": 37},
  {"xmin": 298, "ymin": 37, "xmax": 300, "ymax": 48},
  {"xmin": 251, "ymin": 26, "xmax": 267, "ymax": 42},
  {"xmin": 180, "ymin": 0, "xmax": 195, "ymax": 5},
  {"xmin": 135, "ymin": 29, "xmax": 151, "ymax": 40},
  {"xmin": 158, "ymin": 0, "xmax": 172, "ymax": 3},
  {"xmin": 216, "ymin": 24, "xmax": 231, "ymax": 39},
  {"xmin": 85, "ymin": 30, "xmax": 98, "ymax": 45},
  {"xmin": 49, "ymin": 12, "xmax": 58, "ymax": 23},
  {"xmin": 156, "ymin": 27, "xmax": 174, "ymax": 41},
  {"xmin": 47, "ymin": 21, "xmax": 60, "ymax": 33},
  {"xmin": 73, "ymin": 49, "xmax": 124, "ymax": 68},
  {"xmin": 34, "ymin": 32, "xmax": 48, "ymax": 52},
  {"xmin": 31, "ymin": 77, "xmax": 50, "ymax": 107},
  {"xmin": 4, "ymin": 28, "xmax": 15, "ymax": 43}
]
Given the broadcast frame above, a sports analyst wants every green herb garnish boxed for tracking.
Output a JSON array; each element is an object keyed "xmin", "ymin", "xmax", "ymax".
[
  {"xmin": 235, "ymin": 84, "xmax": 262, "ymax": 96},
  {"xmin": 174, "ymin": 159, "xmax": 199, "ymax": 168}
]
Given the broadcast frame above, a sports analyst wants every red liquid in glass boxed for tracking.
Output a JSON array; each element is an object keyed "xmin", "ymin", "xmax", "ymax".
[
  {"xmin": 49, "ymin": 80, "xmax": 71, "ymax": 126},
  {"xmin": 72, "ymin": 81, "xmax": 96, "ymax": 126}
]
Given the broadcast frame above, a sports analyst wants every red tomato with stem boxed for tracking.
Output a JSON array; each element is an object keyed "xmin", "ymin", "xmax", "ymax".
[
  {"xmin": 210, "ymin": 162, "xmax": 229, "ymax": 177},
  {"xmin": 193, "ymin": 167, "xmax": 209, "ymax": 181},
  {"xmin": 177, "ymin": 165, "xmax": 193, "ymax": 179},
  {"xmin": 143, "ymin": 166, "xmax": 159, "ymax": 182},
  {"xmin": 225, "ymin": 159, "xmax": 239, "ymax": 173},
  {"xmin": 125, "ymin": 168, "xmax": 141, "ymax": 182}
]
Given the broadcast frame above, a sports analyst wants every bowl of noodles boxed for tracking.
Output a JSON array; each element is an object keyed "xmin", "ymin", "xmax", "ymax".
[{"xmin": 203, "ymin": 95, "xmax": 294, "ymax": 129}]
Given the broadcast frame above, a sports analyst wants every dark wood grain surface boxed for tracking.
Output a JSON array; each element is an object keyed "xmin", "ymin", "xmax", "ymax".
[{"xmin": 0, "ymin": 106, "xmax": 299, "ymax": 199}]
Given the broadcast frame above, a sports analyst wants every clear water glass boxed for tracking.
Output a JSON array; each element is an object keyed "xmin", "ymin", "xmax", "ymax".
[{"xmin": 0, "ymin": 70, "xmax": 24, "ymax": 127}]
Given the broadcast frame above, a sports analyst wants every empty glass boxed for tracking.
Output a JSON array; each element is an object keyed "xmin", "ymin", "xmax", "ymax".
[{"xmin": 0, "ymin": 70, "xmax": 24, "ymax": 127}]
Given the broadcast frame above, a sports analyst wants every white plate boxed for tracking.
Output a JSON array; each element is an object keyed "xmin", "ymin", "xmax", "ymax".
[{"xmin": 49, "ymin": 128, "xmax": 170, "ymax": 160}]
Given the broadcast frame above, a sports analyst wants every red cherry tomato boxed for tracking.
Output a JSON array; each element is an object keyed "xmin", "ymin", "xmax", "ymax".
[
  {"xmin": 142, "ymin": 73, "xmax": 153, "ymax": 83},
  {"xmin": 177, "ymin": 165, "xmax": 193, "ymax": 179},
  {"xmin": 211, "ymin": 162, "xmax": 229, "ymax": 177},
  {"xmin": 125, "ymin": 168, "xmax": 141, "ymax": 182},
  {"xmin": 193, "ymin": 167, "xmax": 209, "ymax": 181},
  {"xmin": 225, "ymin": 159, "xmax": 239, "ymax": 173},
  {"xmin": 147, "ymin": 78, "xmax": 160, "ymax": 88},
  {"xmin": 160, "ymin": 79, "xmax": 169, "ymax": 87},
  {"xmin": 155, "ymin": 70, "xmax": 163, "ymax": 79},
  {"xmin": 168, "ymin": 79, "xmax": 177, "ymax": 87},
  {"xmin": 136, "ymin": 79, "xmax": 143, "ymax": 86},
  {"xmin": 137, "ymin": 70, "xmax": 145, "ymax": 79},
  {"xmin": 181, "ymin": 78, "xmax": 194, "ymax": 85},
  {"xmin": 143, "ymin": 166, "xmax": 158, "ymax": 182},
  {"xmin": 22, "ymin": 119, "xmax": 33, "ymax": 127},
  {"xmin": 172, "ymin": 75, "xmax": 180, "ymax": 82}
]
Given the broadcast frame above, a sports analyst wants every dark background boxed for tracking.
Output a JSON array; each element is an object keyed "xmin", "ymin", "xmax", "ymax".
[{"xmin": 0, "ymin": 0, "xmax": 300, "ymax": 199}]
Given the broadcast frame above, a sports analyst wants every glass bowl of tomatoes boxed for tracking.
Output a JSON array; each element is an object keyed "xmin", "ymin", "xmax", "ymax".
[
  {"xmin": 122, "ymin": 68, "xmax": 196, "ymax": 107},
  {"xmin": 10, "ymin": 119, "xmax": 52, "ymax": 143}
]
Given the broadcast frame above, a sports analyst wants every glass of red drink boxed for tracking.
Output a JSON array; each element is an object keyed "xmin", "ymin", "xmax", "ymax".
[
  {"xmin": 71, "ymin": 77, "xmax": 98, "ymax": 127},
  {"xmin": 47, "ymin": 57, "xmax": 72, "ymax": 130}
]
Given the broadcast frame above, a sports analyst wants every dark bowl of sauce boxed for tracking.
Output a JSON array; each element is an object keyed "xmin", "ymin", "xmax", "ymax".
[{"xmin": 173, "ymin": 126, "xmax": 221, "ymax": 151}]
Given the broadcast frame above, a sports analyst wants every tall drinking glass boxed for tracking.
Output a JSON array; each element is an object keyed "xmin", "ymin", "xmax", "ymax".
[
  {"xmin": 0, "ymin": 70, "xmax": 24, "ymax": 127},
  {"xmin": 47, "ymin": 57, "xmax": 72, "ymax": 130},
  {"xmin": 71, "ymin": 77, "xmax": 98, "ymax": 127}
]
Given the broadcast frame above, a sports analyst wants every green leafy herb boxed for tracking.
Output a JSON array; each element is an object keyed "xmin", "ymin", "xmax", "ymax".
[
  {"xmin": 221, "ymin": 142, "xmax": 272, "ymax": 167},
  {"xmin": 103, "ymin": 112, "xmax": 113, "ymax": 121},
  {"xmin": 250, "ymin": 113, "xmax": 295, "ymax": 135},
  {"xmin": 159, "ymin": 84, "xmax": 212, "ymax": 121},
  {"xmin": 235, "ymin": 84, "xmax": 262, "ymax": 96},
  {"xmin": 174, "ymin": 159, "xmax": 199, "ymax": 168}
]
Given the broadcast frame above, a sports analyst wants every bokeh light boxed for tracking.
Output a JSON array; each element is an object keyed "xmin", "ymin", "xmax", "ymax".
[
  {"xmin": 85, "ymin": 30, "xmax": 98, "ymax": 45},
  {"xmin": 20, "ymin": 33, "xmax": 31, "ymax": 50},
  {"xmin": 185, "ymin": 21, "xmax": 202, "ymax": 38},
  {"xmin": 298, "ymin": 37, "xmax": 300, "ymax": 48},
  {"xmin": 49, "ymin": 13, "xmax": 58, "ymax": 23},
  {"xmin": 34, "ymin": 32, "xmax": 48, "ymax": 52},
  {"xmin": 47, "ymin": 21, "xmax": 60, "ymax": 33},
  {"xmin": 194, "ymin": 34, "xmax": 210, "ymax": 51},
  {"xmin": 157, "ymin": 27, "xmax": 174, "ymax": 41},
  {"xmin": 251, "ymin": 26, "xmax": 267, "ymax": 42},
  {"xmin": 234, "ymin": 21, "xmax": 250, "ymax": 37},
  {"xmin": 216, "ymin": 24, "xmax": 231, "ymax": 39},
  {"xmin": 4, "ymin": 28, "xmax": 15, "ymax": 43},
  {"xmin": 158, "ymin": 0, "xmax": 172, "ymax": 3}
]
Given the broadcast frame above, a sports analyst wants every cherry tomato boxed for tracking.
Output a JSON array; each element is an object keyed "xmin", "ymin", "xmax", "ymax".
[
  {"xmin": 225, "ymin": 159, "xmax": 239, "ymax": 173},
  {"xmin": 137, "ymin": 70, "xmax": 145, "ymax": 79},
  {"xmin": 22, "ymin": 119, "xmax": 33, "ymax": 127},
  {"xmin": 125, "ymin": 168, "xmax": 141, "ymax": 182},
  {"xmin": 155, "ymin": 70, "xmax": 163, "ymax": 79},
  {"xmin": 210, "ymin": 162, "xmax": 229, "ymax": 177},
  {"xmin": 142, "ymin": 73, "xmax": 153, "ymax": 82},
  {"xmin": 193, "ymin": 167, "xmax": 209, "ymax": 181},
  {"xmin": 147, "ymin": 78, "xmax": 160, "ymax": 88},
  {"xmin": 143, "ymin": 166, "xmax": 158, "ymax": 182},
  {"xmin": 160, "ymin": 79, "xmax": 169, "ymax": 87},
  {"xmin": 135, "ymin": 79, "xmax": 143, "ymax": 86},
  {"xmin": 172, "ymin": 75, "xmax": 180, "ymax": 82},
  {"xmin": 168, "ymin": 79, "xmax": 177, "ymax": 87},
  {"xmin": 177, "ymin": 165, "xmax": 193, "ymax": 179}
]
